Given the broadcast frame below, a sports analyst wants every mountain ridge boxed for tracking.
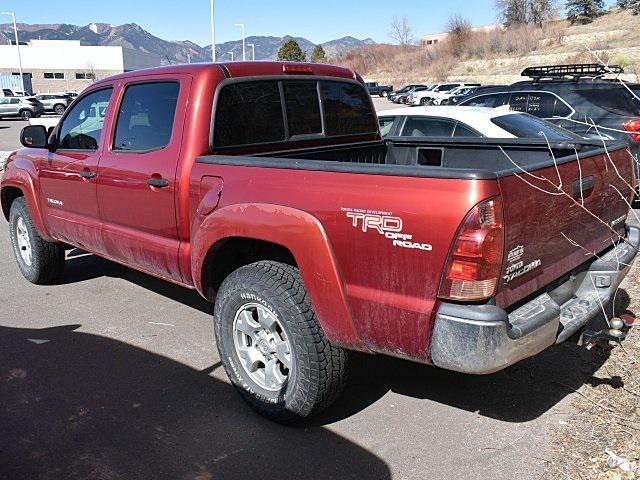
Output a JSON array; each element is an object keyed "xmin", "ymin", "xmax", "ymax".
[{"xmin": 0, "ymin": 22, "xmax": 375, "ymax": 64}]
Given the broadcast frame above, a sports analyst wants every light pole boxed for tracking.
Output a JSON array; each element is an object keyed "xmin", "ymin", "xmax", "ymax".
[
  {"xmin": 248, "ymin": 43, "xmax": 255, "ymax": 61},
  {"xmin": 1, "ymin": 12, "xmax": 25, "ymax": 93},
  {"xmin": 234, "ymin": 23, "xmax": 245, "ymax": 61},
  {"xmin": 209, "ymin": 0, "xmax": 216, "ymax": 61},
  {"xmin": 228, "ymin": 51, "xmax": 234, "ymax": 61}
]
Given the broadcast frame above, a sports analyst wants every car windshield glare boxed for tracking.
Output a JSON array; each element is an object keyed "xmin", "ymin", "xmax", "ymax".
[{"xmin": 491, "ymin": 113, "xmax": 579, "ymax": 141}]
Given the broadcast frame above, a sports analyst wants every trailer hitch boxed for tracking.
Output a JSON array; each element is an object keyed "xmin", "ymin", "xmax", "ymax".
[{"xmin": 581, "ymin": 317, "xmax": 634, "ymax": 351}]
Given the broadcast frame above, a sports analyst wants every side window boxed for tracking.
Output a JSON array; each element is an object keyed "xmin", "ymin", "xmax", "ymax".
[
  {"xmin": 523, "ymin": 92, "xmax": 558, "ymax": 118},
  {"xmin": 58, "ymin": 88, "xmax": 113, "ymax": 150},
  {"xmin": 113, "ymin": 82, "xmax": 179, "ymax": 151},
  {"xmin": 378, "ymin": 116, "xmax": 395, "ymax": 137},
  {"xmin": 282, "ymin": 81, "xmax": 322, "ymax": 137},
  {"xmin": 319, "ymin": 81, "xmax": 377, "ymax": 136},
  {"xmin": 462, "ymin": 93, "xmax": 508, "ymax": 108},
  {"xmin": 453, "ymin": 123, "xmax": 483, "ymax": 137},
  {"xmin": 553, "ymin": 98, "xmax": 572, "ymax": 118},
  {"xmin": 509, "ymin": 93, "xmax": 528, "ymax": 113},
  {"xmin": 214, "ymin": 81, "xmax": 285, "ymax": 147},
  {"xmin": 401, "ymin": 117, "xmax": 455, "ymax": 137},
  {"xmin": 10, "ymin": 98, "xmax": 20, "ymax": 104}
]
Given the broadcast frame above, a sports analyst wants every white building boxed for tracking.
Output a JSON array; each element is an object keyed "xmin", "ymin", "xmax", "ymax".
[
  {"xmin": 421, "ymin": 24, "xmax": 501, "ymax": 47},
  {"xmin": 0, "ymin": 39, "xmax": 162, "ymax": 93}
]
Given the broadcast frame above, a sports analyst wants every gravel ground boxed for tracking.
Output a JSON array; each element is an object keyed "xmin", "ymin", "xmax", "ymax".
[{"xmin": 542, "ymin": 265, "xmax": 640, "ymax": 480}]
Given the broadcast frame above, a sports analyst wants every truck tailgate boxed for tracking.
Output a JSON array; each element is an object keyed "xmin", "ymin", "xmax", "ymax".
[{"xmin": 496, "ymin": 144, "xmax": 635, "ymax": 308}]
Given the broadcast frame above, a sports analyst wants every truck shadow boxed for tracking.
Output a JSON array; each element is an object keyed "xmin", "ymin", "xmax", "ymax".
[
  {"xmin": 58, "ymin": 251, "xmax": 629, "ymax": 426},
  {"xmin": 0, "ymin": 324, "xmax": 392, "ymax": 480}
]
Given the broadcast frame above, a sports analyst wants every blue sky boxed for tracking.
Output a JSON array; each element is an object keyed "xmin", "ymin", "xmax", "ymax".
[{"xmin": 1, "ymin": 0, "xmax": 618, "ymax": 46}]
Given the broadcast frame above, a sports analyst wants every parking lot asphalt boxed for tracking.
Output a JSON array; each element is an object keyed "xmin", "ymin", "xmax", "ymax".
[{"xmin": 0, "ymin": 100, "xmax": 637, "ymax": 480}]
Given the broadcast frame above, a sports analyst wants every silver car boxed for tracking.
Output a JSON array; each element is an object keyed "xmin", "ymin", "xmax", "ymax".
[
  {"xmin": 0, "ymin": 96, "xmax": 45, "ymax": 121},
  {"xmin": 35, "ymin": 94, "xmax": 72, "ymax": 115}
]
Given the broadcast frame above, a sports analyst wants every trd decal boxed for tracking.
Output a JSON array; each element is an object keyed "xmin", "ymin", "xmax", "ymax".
[
  {"xmin": 507, "ymin": 245, "xmax": 524, "ymax": 263},
  {"xmin": 341, "ymin": 207, "xmax": 433, "ymax": 252}
]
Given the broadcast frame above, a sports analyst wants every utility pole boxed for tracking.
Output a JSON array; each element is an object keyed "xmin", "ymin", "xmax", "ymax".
[
  {"xmin": 248, "ymin": 43, "xmax": 255, "ymax": 61},
  {"xmin": 235, "ymin": 23, "xmax": 245, "ymax": 61},
  {"xmin": 228, "ymin": 51, "xmax": 234, "ymax": 61},
  {"xmin": 209, "ymin": 0, "xmax": 216, "ymax": 61},
  {"xmin": 1, "ymin": 12, "xmax": 25, "ymax": 93}
]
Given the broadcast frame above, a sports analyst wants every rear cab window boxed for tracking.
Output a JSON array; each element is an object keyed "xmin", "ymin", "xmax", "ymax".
[{"xmin": 213, "ymin": 78, "xmax": 377, "ymax": 149}]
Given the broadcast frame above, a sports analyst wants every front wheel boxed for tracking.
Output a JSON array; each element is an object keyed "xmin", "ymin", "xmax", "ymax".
[
  {"xmin": 214, "ymin": 261, "xmax": 348, "ymax": 423},
  {"xmin": 53, "ymin": 104, "xmax": 66, "ymax": 115},
  {"xmin": 9, "ymin": 197, "xmax": 65, "ymax": 284},
  {"xmin": 420, "ymin": 98, "xmax": 429, "ymax": 106},
  {"xmin": 19, "ymin": 110, "xmax": 33, "ymax": 121},
  {"xmin": 380, "ymin": 91, "xmax": 388, "ymax": 97}
]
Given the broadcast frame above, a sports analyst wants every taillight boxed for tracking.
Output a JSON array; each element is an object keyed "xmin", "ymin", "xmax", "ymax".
[
  {"xmin": 438, "ymin": 197, "xmax": 505, "ymax": 302},
  {"xmin": 624, "ymin": 119, "xmax": 640, "ymax": 143}
]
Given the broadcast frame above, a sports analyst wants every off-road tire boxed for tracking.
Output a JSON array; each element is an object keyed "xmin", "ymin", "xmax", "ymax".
[
  {"xmin": 19, "ymin": 110, "xmax": 33, "ymax": 121},
  {"xmin": 214, "ymin": 261, "xmax": 348, "ymax": 423},
  {"xmin": 53, "ymin": 104, "xmax": 66, "ymax": 115},
  {"xmin": 9, "ymin": 197, "xmax": 65, "ymax": 284}
]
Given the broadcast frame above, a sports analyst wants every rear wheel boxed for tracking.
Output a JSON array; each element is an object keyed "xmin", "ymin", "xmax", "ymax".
[
  {"xmin": 53, "ymin": 104, "xmax": 66, "ymax": 115},
  {"xmin": 9, "ymin": 197, "xmax": 65, "ymax": 284},
  {"xmin": 214, "ymin": 261, "xmax": 348, "ymax": 423},
  {"xmin": 380, "ymin": 90, "xmax": 388, "ymax": 97},
  {"xmin": 19, "ymin": 110, "xmax": 33, "ymax": 121}
]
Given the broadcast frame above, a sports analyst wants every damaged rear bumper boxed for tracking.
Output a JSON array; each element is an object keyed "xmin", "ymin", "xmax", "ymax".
[{"xmin": 430, "ymin": 225, "xmax": 639, "ymax": 375}]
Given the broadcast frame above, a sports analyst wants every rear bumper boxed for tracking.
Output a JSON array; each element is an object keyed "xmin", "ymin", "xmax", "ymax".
[{"xmin": 430, "ymin": 225, "xmax": 639, "ymax": 374}]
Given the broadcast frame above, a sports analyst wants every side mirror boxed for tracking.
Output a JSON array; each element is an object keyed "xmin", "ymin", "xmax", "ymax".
[{"xmin": 20, "ymin": 125, "xmax": 48, "ymax": 148}]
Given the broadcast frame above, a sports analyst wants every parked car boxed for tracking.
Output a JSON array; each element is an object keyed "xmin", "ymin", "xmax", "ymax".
[
  {"xmin": 3, "ymin": 62, "xmax": 637, "ymax": 423},
  {"xmin": 365, "ymin": 80, "xmax": 393, "ymax": 97},
  {"xmin": 440, "ymin": 86, "xmax": 482, "ymax": 105},
  {"xmin": 410, "ymin": 82, "xmax": 480, "ymax": 106},
  {"xmin": 388, "ymin": 84, "xmax": 428, "ymax": 102},
  {"xmin": 0, "ymin": 96, "xmax": 45, "ymax": 120},
  {"xmin": 35, "ymin": 94, "xmax": 73, "ymax": 115},
  {"xmin": 377, "ymin": 106, "xmax": 586, "ymax": 140},
  {"xmin": 396, "ymin": 85, "xmax": 431, "ymax": 104},
  {"xmin": 458, "ymin": 64, "xmax": 640, "ymax": 180},
  {"xmin": 1, "ymin": 88, "xmax": 15, "ymax": 97}
]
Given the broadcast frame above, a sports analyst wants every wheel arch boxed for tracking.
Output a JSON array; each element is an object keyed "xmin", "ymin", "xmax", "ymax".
[
  {"xmin": 192, "ymin": 203, "xmax": 363, "ymax": 349},
  {"xmin": 1, "ymin": 185, "xmax": 24, "ymax": 221}
]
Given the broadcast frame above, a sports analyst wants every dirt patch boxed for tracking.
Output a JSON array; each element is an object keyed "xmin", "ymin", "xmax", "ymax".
[{"xmin": 542, "ymin": 264, "xmax": 640, "ymax": 480}]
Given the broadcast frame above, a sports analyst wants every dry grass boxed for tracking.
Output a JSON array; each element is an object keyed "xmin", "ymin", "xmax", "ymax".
[
  {"xmin": 335, "ymin": 10, "xmax": 640, "ymax": 87},
  {"xmin": 541, "ymin": 263, "xmax": 640, "ymax": 480}
]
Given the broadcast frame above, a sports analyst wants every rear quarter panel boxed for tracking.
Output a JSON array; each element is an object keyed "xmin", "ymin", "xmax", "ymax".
[{"xmin": 190, "ymin": 163, "xmax": 500, "ymax": 361}]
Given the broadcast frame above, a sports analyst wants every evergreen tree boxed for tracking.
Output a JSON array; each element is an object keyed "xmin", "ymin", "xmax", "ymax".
[
  {"xmin": 566, "ymin": 0, "xmax": 605, "ymax": 24},
  {"xmin": 277, "ymin": 39, "xmax": 307, "ymax": 62},
  {"xmin": 311, "ymin": 45, "xmax": 327, "ymax": 63},
  {"xmin": 617, "ymin": 0, "xmax": 640, "ymax": 14}
]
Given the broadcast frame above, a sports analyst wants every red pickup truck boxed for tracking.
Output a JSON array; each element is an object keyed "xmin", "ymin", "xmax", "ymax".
[{"xmin": 2, "ymin": 62, "xmax": 638, "ymax": 422}]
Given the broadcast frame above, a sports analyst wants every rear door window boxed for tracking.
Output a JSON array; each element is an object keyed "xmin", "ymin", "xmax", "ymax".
[
  {"xmin": 113, "ymin": 82, "xmax": 180, "ymax": 152},
  {"xmin": 453, "ymin": 123, "xmax": 483, "ymax": 137},
  {"xmin": 574, "ymin": 87, "xmax": 640, "ymax": 116},
  {"xmin": 401, "ymin": 117, "xmax": 455, "ymax": 137},
  {"xmin": 462, "ymin": 93, "xmax": 509, "ymax": 108},
  {"xmin": 507, "ymin": 92, "xmax": 572, "ymax": 118}
]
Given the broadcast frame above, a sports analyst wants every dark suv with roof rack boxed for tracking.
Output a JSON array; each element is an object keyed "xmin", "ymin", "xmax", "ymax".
[{"xmin": 458, "ymin": 64, "xmax": 640, "ymax": 179}]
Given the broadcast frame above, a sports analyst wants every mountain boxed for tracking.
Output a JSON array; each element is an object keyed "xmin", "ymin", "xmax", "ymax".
[{"xmin": 0, "ymin": 22, "xmax": 375, "ymax": 65}]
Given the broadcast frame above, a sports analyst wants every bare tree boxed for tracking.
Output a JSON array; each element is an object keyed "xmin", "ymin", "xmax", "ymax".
[
  {"xmin": 389, "ymin": 15, "xmax": 413, "ymax": 45},
  {"xmin": 445, "ymin": 15, "xmax": 472, "ymax": 57},
  {"xmin": 496, "ymin": 0, "xmax": 556, "ymax": 26}
]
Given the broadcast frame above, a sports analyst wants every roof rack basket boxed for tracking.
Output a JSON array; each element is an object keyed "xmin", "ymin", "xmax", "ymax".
[{"xmin": 522, "ymin": 63, "xmax": 624, "ymax": 79}]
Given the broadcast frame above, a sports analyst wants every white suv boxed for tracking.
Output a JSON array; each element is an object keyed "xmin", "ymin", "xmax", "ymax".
[{"xmin": 409, "ymin": 83, "xmax": 479, "ymax": 106}]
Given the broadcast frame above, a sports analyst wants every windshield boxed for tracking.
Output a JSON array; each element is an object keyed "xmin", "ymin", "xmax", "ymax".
[{"xmin": 491, "ymin": 113, "xmax": 582, "ymax": 140}]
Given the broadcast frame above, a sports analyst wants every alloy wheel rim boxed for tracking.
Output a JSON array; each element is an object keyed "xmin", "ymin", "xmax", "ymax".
[
  {"xmin": 16, "ymin": 217, "xmax": 32, "ymax": 266},
  {"xmin": 232, "ymin": 302, "xmax": 292, "ymax": 391}
]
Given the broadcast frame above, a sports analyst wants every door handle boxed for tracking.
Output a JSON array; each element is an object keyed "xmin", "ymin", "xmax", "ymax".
[
  {"xmin": 79, "ymin": 170, "xmax": 96, "ymax": 179},
  {"xmin": 147, "ymin": 178, "xmax": 169, "ymax": 188}
]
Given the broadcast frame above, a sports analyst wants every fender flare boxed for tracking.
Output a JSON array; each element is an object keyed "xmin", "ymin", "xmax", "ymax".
[
  {"xmin": 191, "ymin": 203, "xmax": 362, "ymax": 348},
  {"xmin": 1, "ymin": 157, "xmax": 53, "ymax": 242}
]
